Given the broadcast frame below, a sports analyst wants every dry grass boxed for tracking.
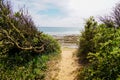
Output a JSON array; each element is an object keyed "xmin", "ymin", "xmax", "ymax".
[{"xmin": 45, "ymin": 54, "xmax": 61, "ymax": 80}]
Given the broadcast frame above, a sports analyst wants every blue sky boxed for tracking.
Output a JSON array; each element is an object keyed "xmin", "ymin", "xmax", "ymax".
[{"xmin": 11, "ymin": 0, "xmax": 119, "ymax": 27}]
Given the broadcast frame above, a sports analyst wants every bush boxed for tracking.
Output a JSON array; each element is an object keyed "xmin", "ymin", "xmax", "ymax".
[
  {"xmin": 78, "ymin": 18, "xmax": 120, "ymax": 80},
  {"xmin": 0, "ymin": 1, "xmax": 61, "ymax": 79},
  {"xmin": 39, "ymin": 34, "xmax": 61, "ymax": 54},
  {"xmin": 78, "ymin": 17, "xmax": 97, "ymax": 63},
  {"xmin": 0, "ymin": 34, "xmax": 61, "ymax": 80}
]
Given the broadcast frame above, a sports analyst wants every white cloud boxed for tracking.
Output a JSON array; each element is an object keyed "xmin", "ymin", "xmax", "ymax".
[{"xmin": 10, "ymin": 0, "xmax": 119, "ymax": 27}]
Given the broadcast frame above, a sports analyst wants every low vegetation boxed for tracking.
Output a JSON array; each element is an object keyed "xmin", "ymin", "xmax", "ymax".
[
  {"xmin": 0, "ymin": 0, "xmax": 60, "ymax": 79},
  {"xmin": 78, "ymin": 2, "xmax": 120, "ymax": 80}
]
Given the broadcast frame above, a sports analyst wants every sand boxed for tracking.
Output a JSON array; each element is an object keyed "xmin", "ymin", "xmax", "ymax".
[
  {"xmin": 45, "ymin": 47, "xmax": 79, "ymax": 80},
  {"xmin": 57, "ymin": 48, "xmax": 79, "ymax": 80}
]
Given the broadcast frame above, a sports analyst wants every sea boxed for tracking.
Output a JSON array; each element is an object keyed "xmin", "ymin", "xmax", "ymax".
[{"xmin": 38, "ymin": 27, "xmax": 81, "ymax": 35}]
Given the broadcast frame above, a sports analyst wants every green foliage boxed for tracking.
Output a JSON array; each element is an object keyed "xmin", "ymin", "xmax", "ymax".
[
  {"xmin": 0, "ymin": 1, "xmax": 61, "ymax": 80},
  {"xmin": 40, "ymin": 34, "xmax": 61, "ymax": 54},
  {"xmin": 0, "ymin": 33, "xmax": 61, "ymax": 80},
  {"xmin": 78, "ymin": 17, "xmax": 120, "ymax": 80},
  {"xmin": 0, "ymin": 0, "xmax": 43, "ymax": 54},
  {"xmin": 0, "ymin": 54, "xmax": 48, "ymax": 80},
  {"xmin": 78, "ymin": 17, "xmax": 97, "ymax": 63}
]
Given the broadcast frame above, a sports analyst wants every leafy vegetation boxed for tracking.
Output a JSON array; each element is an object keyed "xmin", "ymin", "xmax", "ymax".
[
  {"xmin": 78, "ymin": 17, "xmax": 97, "ymax": 63},
  {"xmin": 78, "ymin": 2, "xmax": 120, "ymax": 80},
  {"xmin": 0, "ymin": 0, "xmax": 60, "ymax": 79}
]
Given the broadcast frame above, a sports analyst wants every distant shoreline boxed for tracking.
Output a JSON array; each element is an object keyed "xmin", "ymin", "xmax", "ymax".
[
  {"xmin": 52, "ymin": 34, "xmax": 79, "ymax": 48},
  {"xmin": 38, "ymin": 27, "xmax": 81, "ymax": 36},
  {"xmin": 39, "ymin": 27, "xmax": 80, "ymax": 48}
]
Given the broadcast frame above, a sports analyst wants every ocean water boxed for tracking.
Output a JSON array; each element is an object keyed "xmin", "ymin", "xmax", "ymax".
[{"xmin": 38, "ymin": 27, "xmax": 81, "ymax": 35}]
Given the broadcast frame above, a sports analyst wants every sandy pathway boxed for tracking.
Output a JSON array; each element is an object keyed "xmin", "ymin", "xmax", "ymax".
[{"xmin": 57, "ymin": 48, "xmax": 79, "ymax": 80}]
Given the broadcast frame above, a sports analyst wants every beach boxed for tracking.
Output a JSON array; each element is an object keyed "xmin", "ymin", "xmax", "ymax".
[
  {"xmin": 39, "ymin": 27, "xmax": 80, "ymax": 48},
  {"xmin": 52, "ymin": 34, "xmax": 79, "ymax": 48}
]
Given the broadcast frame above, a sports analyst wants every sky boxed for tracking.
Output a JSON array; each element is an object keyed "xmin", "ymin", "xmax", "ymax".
[{"xmin": 11, "ymin": 0, "xmax": 119, "ymax": 27}]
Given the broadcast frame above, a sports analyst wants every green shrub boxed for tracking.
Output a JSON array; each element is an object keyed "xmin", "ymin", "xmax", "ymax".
[
  {"xmin": 39, "ymin": 34, "xmax": 61, "ymax": 54},
  {"xmin": 0, "ymin": 54, "xmax": 48, "ymax": 80},
  {"xmin": 0, "ymin": 34, "xmax": 61, "ymax": 80},
  {"xmin": 78, "ymin": 19, "xmax": 120, "ymax": 80},
  {"xmin": 78, "ymin": 17, "xmax": 97, "ymax": 63},
  {"xmin": 0, "ymin": 1, "xmax": 61, "ymax": 79}
]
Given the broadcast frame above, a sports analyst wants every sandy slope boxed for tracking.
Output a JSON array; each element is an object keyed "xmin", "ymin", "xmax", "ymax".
[
  {"xmin": 45, "ymin": 48, "xmax": 79, "ymax": 80},
  {"xmin": 57, "ymin": 48, "xmax": 79, "ymax": 80}
]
